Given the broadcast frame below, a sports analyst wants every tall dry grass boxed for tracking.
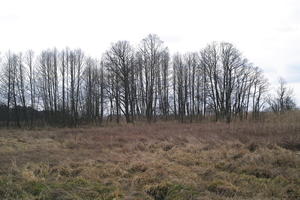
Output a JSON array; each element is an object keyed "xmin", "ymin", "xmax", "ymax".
[{"xmin": 0, "ymin": 111, "xmax": 299, "ymax": 199}]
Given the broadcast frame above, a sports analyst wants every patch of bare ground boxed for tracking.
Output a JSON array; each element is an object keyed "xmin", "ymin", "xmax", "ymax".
[{"xmin": 0, "ymin": 112, "xmax": 299, "ymax": 199}]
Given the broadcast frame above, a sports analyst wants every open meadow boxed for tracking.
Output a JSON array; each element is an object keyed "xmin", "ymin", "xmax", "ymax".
[
  {"xmin": 1, "ymin": 0, "xmax": 300, "ymax": 199},
  {"xmin": 0, "ymin": 113, "xmax": 300, "ymax": 200}
]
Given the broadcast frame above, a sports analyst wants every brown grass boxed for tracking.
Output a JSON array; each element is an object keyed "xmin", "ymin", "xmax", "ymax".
[{"xmin": 0, "ymin": 112, "xmax": 299, "ymax": 199}]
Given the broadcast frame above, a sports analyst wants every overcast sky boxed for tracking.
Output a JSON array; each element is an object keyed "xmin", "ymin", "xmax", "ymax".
[{"xmin": 1, "ymin": 0, "xmax": 299, "ymax": 103}]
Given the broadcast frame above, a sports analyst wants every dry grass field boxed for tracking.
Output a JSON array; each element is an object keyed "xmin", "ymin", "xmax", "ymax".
[{"xmin": 0, "ymin": 113, "xmax": 300, "ymax": 200}]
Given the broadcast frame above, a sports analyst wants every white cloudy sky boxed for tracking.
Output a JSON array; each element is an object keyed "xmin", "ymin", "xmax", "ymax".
[{"xmin": 1, "ymin": 0, "xmax": 300, "ymax": 103}]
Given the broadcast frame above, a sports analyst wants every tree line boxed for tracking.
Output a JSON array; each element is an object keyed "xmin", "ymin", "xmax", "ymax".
[{"xmin": 0, "ymin": 34, "xmax": 296, "ymax": 127}]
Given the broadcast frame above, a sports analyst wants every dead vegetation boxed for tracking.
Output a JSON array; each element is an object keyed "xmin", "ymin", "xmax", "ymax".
[{"xmin": 0, "ymin": 113, "xmax": 300, "ymax": 199}]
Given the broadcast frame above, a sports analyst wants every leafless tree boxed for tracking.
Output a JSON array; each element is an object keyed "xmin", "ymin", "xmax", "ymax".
[
  {"xmin": 0, "ymin": 35, "xmax": 294, "ymax": 127},
  {"xmin": 104, "ymin": 41, "xmax": 135, "ymax": 123},
  {"xmin": 139, "ymin": 34, "xmax": 166, "ymax": 122},
  {"xmin": 268, "ymin": 78, "xmax": 296, "ymax": 113}
]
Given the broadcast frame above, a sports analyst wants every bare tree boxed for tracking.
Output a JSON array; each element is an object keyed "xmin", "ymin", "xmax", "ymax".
[
  {"xmin": 268, "ymin": 78, "xmax": 296, "ymax": 113},
  {"xmin": 25, "ymin": 50, "xmax": 36, "ymax": 127},
  {"xmin": 0, "ymin": 36, "xmax": 288, "ymax": 127},
  {"xmin": 139, "ymin": 34, "xmax": 166, "ymax": 122},
  {"xmin": 104, "ymin": 41, "xmax": 134, "ymax": 123}
]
